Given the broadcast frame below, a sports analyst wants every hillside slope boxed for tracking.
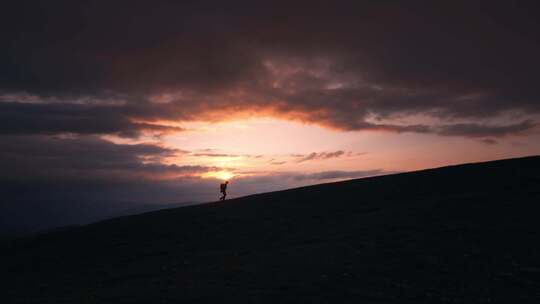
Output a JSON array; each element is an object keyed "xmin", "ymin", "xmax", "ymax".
[{"xmin": 2, "ymin": 156, "xmax": 540, "ymax": 303}]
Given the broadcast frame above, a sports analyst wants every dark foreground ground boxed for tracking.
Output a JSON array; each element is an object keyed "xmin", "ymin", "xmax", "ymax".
[{"xmin": 2, "ymin": 156, "xmax": 540, "ymax": 303}]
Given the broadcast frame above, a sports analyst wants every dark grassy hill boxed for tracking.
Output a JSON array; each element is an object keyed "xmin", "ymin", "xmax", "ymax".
[
  {"xmin": 0, "ymin": 199, "xmax": 192, "ymax": 239},
  {"xmin": 2, "ymin": 156, "xmax": 540, "ymax": 303}
]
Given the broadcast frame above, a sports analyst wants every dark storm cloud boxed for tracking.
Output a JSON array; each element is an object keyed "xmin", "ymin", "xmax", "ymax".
[
  {"xmin": 0, "ymin": 101, "xmax": 183, "ymax": 137},
  {"xmin": 1, "ymin": 1, "xmax": 540, "ymax": 137},
  {"xmin": 436, "ymin": 120, "xmax": 536, "ymax": 138},
  {"xmin": 0, "ymin": 135, "xmax": 216, "ymax": 182}
]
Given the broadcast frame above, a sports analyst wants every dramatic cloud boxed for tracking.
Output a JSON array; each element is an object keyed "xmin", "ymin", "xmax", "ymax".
[
  {"xmin": 436, "ymin": 120, "xmax": 536, "ymax": 138},
  {"xmin": 2, "ymin": 1, "xmax": 540, "ymax": 236},
  {"xmin": 0, "ymin": 101, "xmax": 183, "ymax": 137},
  {"xmin": 0, "ymin": 1, "xmax": 539, "ymax": 137},
  {"xmin": 0, "ymin": 135, "xmax": 216, "ymax": 182}
]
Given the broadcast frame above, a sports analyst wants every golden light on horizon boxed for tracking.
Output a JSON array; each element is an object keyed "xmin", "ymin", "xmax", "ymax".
[{"xmin": 202, "ymin": 170, "xmax": 236, "ymax": 181}]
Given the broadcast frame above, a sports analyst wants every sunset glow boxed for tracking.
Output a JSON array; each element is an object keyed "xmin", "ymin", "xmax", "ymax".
[
  {"xmin": 1, "ymin": 1, "xmax": 540, "ymax": 217},
  {"xmin": 3, "ymin": 2, "xmax": 540, "ymax": 301},
  {"xmin": 202, "ymin": 170, "xmax": 236, "ymax": 181}
]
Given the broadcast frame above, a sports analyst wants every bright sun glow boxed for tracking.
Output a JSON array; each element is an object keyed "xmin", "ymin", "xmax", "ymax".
[{"xmin": 202, "ymin": 170, "xmax": 236, "ymax": 181}]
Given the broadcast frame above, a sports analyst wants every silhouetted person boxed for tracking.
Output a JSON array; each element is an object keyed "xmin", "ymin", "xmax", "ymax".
[{"xmin": 220, "ymin": 181, "xmax": 229, "ymax": 201}]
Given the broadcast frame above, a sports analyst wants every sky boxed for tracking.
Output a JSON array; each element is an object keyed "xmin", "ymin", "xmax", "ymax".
[{"xmin": 1, "ymin": 1, "xmax": 540, "ymax": 233}]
